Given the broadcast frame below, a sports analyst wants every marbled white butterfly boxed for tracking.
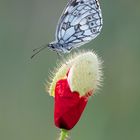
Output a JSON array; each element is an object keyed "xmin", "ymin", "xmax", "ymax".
[{"xmin": 31, "ymin": 0, "xmax": 103, "ymax": 58}]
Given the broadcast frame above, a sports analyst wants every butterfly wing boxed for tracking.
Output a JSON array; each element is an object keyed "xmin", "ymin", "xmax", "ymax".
[
  {"xmin": 55, "ymin": 0, "xmax": 78, "ymax": 40},
  {"xmin": 55, "ymin": 0, "xmax": 103, "ymax": 50}
]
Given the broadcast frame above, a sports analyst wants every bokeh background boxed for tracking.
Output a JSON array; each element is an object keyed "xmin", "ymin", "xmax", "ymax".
[{"xmin": 0, "ymin": 0, "xmax": 140, "ymax": 140}]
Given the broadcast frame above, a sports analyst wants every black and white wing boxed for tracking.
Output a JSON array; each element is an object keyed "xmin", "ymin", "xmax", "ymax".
[{"xmin": 55, "ymin": 0, "xmax": 103, "ymax": 49}]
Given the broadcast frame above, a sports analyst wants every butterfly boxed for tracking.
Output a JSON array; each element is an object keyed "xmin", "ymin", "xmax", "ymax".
[{"xmin": 31, "ymin": 0, "xmax": 103, "ymax": 58}]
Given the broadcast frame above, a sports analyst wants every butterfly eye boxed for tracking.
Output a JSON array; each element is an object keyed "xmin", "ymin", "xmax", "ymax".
[{"xmin": 48, "ymin": 43, "xmax": 54, "ymax": 49}]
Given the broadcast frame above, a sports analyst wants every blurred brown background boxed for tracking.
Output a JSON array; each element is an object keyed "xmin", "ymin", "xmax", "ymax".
[{"xmin": 0, "ymin": 0, "xmax": 140, "ymax": 140}]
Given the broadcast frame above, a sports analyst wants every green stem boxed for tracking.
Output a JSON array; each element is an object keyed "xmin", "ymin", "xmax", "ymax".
[{"xmin": 59, "ymin": 129, "xmax": 68, "ymax": 140}]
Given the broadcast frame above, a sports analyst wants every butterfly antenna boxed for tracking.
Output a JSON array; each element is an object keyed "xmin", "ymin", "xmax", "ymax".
[{"xmin": 31, "ymin": 44, "xmax": 48, "ymax": 59}]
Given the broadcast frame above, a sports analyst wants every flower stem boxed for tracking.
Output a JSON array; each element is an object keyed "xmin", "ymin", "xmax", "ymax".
[{"xmin": 59, "ymin": 129, "xmax": 68, "ymax": 140}]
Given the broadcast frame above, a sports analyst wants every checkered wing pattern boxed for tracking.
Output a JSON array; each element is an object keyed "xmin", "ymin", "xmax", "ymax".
[{"xmin": 55, "ymin": 0, "xmax": 103, "ymax": 50}]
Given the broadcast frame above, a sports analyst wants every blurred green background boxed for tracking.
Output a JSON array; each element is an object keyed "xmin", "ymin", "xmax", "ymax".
[{"xmin": 0, "ymin": 0, "xmax": 140, "ymax": 140}]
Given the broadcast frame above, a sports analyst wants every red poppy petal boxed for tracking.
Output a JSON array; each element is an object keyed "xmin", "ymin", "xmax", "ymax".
[{"xmin": 54, "ymin": 79, "xmax": 88, "ymax": 130}]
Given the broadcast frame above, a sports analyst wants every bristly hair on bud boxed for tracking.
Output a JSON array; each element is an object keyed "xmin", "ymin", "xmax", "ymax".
[{"xmin": 46, "ymin": 50, "xmax": 103, "ymax": 97}]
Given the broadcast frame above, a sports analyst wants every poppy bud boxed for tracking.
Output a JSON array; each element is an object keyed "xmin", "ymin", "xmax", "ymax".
[{"xmin": 47, "ymin": 51, "xmax": 102, "ymax": 130}]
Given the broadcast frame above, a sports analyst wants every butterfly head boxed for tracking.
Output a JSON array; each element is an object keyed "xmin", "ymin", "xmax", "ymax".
[{"xmin": 48, "ymin": 42, "xmax": 67, "ymax": 53}]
